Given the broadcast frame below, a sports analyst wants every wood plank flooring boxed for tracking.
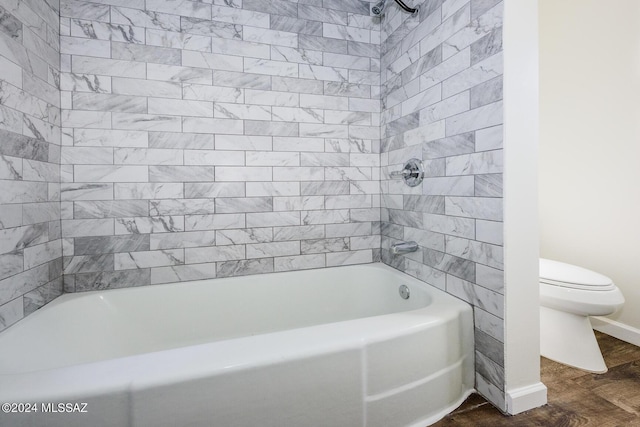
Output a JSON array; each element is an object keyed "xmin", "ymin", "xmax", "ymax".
[{"xmin": 432, "ymin": 332, "xmax": 640, "ymax": 426}]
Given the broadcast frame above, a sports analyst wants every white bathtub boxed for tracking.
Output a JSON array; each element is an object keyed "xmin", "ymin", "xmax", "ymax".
[{"xmin": 0, "ymin": 263, "xmax": 474, "ymax": 427}]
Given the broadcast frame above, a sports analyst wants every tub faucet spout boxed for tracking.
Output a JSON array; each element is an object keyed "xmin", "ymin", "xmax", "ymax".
[{"xmin": 391, "ymin": 241, "xmax": 418, "ymax": 255}]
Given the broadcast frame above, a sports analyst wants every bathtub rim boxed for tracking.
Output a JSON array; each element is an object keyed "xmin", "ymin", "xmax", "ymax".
[
  {"xmin": 0, "ymin": 263, "xmax": 439, "ymax": 369},
  {"xmin": 13, "ymin": 262, "xmax": 431, "ymax": 313}
]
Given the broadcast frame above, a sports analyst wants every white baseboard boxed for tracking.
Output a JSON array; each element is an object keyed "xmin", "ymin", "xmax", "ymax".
[
  {"xmin": 506, "ymin": 382, "xmax": 547, "ymax": 415},
  {"xmin": 591, "ymin": 317, "xmax": 640, "ymax": 347}
]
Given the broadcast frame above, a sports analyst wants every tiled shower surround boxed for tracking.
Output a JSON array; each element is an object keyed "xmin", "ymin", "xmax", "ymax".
[
  {"xmin": 380, "ymin": 0, "xmax": 505, "ymax": 409},
  {"xmin": 0, "ymin": 0, "xmax": 63, "ymax": 330},
  {"xmin": 0, "ymin": 0, "xmax": 507, "ymax": 411},
  {"xmin": 58, "ymin": 0, "xmax": 382, "ymax": 291}
]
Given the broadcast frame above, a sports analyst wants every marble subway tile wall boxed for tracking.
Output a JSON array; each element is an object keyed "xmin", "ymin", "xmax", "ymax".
[
  {"xmin": 59, "ymin": 0, "xmax": 382, "ymax": 291},
  {"xmin": 380, "ymin": 0, "xmax": 505, "ymax": 409},
  {"xmin": 0, "ymin": 0, "xmax": 62, "ymax": 331}
]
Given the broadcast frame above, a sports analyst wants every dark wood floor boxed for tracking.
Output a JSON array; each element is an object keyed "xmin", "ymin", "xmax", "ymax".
[{"xmin": 433, "ymin": 331, "xmax": 640, "ymax": 426}]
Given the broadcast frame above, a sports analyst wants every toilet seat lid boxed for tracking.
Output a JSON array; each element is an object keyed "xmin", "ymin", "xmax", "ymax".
[{"xmin": 540, "ymin": 258, "xmax": 614, "ymax": 290}]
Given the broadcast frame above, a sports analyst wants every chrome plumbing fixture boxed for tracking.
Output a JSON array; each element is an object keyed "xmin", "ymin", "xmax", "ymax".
[
  {"xmin": 391, "ymin": 241, "xmax": 419, "ymax": 255},
  {"xmin": 399, "ymin": 285, "xmax": 410, "ymax": 300},
  {"xmin": 390, "ymin": 158, "xmax": 425, "ymax": 187},
  {"xmin": 371, "ymin": 0, "xmax": 386, "ymax": 16},
  {"xmin": 371, "ymin": 0, "xmax": 419, "ymax": 16}
]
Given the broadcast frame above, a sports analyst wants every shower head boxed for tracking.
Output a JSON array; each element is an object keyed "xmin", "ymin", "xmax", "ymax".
[{"xmin": 371, "ymin": 0, "xmax": 386, "ymax": 16}]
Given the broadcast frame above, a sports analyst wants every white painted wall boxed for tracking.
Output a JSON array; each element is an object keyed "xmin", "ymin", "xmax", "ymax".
[
  {"xmin": 503, "ymin": 0, "xmax": 547, "ymax": 414},
  {"xmin": 539, "ymin": 0, "xmax": 640, "ymax": 342}
]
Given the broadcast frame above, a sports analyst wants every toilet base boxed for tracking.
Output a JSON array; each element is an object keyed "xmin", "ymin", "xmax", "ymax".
[{"xmin": 540, "ymin": 306, "xmax": 607, "ymax": 373}]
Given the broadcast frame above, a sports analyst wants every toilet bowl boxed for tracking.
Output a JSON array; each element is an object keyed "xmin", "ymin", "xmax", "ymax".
[{"xmin": 539, "ymin": 258, "xmax": 625, "ymax": 373}]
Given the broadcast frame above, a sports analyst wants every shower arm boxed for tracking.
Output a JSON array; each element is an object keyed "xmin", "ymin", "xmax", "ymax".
[
  {"xmin": 372, "ymin": 0, "xmax": 419, "ymax": 16},
  {"xmin": 395, "ymin": 0, "xmax": 418, "ymax": 13},
  {"xmin": 393, "ymin": 0, "xmax": 419, "ymax": 14}
]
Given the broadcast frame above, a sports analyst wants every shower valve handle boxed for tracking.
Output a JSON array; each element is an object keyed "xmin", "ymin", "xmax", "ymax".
[
  {"xmin": 390, "ymin": 169, "xmax": 411, "ymax": 178},
  {"xmin": 390, "ymin": 158, "xmax": 425, "ymax": 187}
]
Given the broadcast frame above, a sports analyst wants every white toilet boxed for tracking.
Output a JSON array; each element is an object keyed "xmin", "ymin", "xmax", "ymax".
[{"xmin": 539, "ymin": 258, "xmax": 625, "ymax": 373}]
